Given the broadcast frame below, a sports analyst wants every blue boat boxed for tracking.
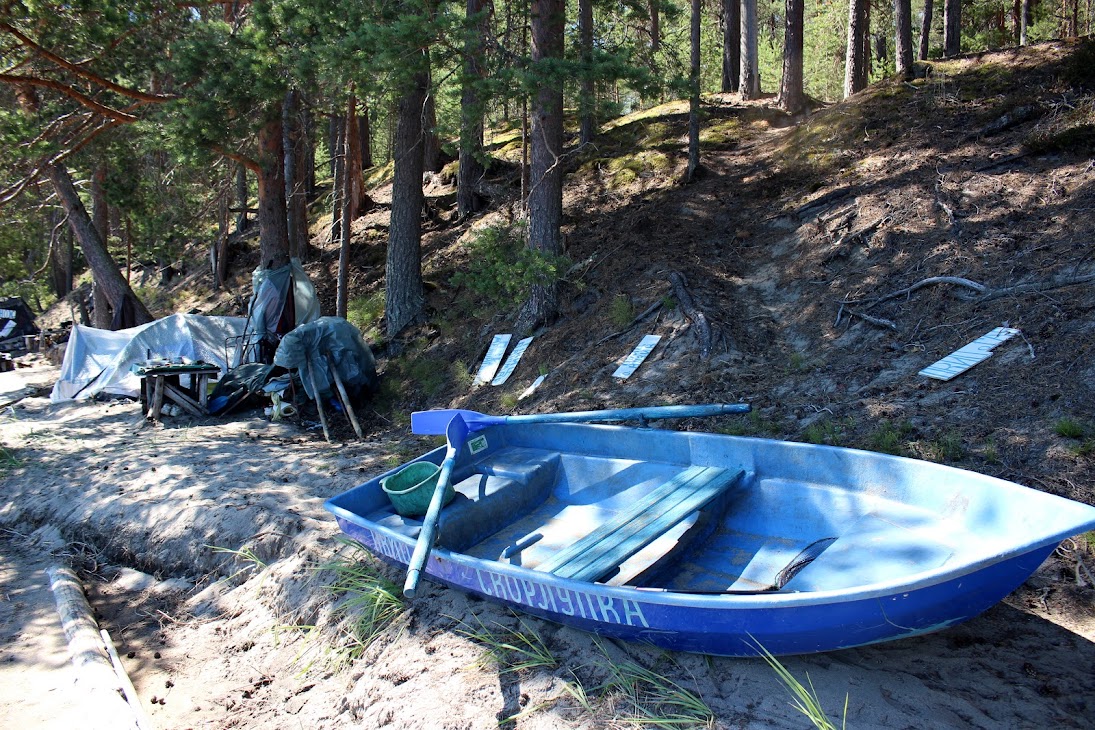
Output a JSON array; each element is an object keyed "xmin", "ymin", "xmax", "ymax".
[{"xmin": 324, "ymin": 416, "xmax": 1095, "ymax": 656}]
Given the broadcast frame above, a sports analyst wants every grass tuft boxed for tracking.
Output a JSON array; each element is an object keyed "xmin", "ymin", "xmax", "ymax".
[
  {"xmin": 596, "ymin": 643, "xmax": 713, "ymax": 729},
  {"xmin": 208, "ymin": 544, "xmax": 268, "ymax": 585},
  {"xmin": 0, "ymin": 445, "xmax": 23, "ymax": 475},
  {"xmin": 753, "ymin": 640, "xmax": 847, "ymax": 730},
  {"xmin": 609, "ymin": 294, "xmax": 636, "ymax": 329},
  {"xmin": 865, "ymin": 420, "xmax": 913, "ymax": 456},
  {"xmin": 1054, "ymin": 417, "xmax": 1087, "ymax": 439},
  {"xmin": 455, "ymin": 613, "xmax": 557, "ymax": 675},
  {"xmin": 322, "ymin": 538, "xmax": 406, "ymax": 661}
]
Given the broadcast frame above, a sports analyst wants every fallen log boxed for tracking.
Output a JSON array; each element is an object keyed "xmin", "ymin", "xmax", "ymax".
[{"xmin": 47, "ymin": 566, "xmax": 142, "ymax": 730}]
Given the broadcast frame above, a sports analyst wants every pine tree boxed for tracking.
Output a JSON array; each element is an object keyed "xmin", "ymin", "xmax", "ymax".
[
  {"xmin": 778, "ymin": 0, "xmax": 806, "ymax": 114},
  {"xmin": 519, "ymin": 0, "xmax": 566, "ymax": 331}
]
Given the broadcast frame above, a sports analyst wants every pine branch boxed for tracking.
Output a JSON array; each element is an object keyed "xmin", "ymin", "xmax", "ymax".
[
  {"xmin": 0, "ymin": 21, "xmax": 177, "ymax": 103},
  {"xmin": 0, "ymin": 72, "xmax": 137, "ymax": 122}
]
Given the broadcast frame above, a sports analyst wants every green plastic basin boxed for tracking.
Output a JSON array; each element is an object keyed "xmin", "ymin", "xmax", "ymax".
[{"xmin": 380, "ymin": 461, "xmax": 452, "ymax": 517}]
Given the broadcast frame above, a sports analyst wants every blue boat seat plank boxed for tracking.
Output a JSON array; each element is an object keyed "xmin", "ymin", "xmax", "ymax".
[
  {"xmin": 365, "ymin": 447, "xmax": 561, "ymax": 550},
  {"xmin": 540, "ymin": 465, "xmax": 744, "ymax": 582}
]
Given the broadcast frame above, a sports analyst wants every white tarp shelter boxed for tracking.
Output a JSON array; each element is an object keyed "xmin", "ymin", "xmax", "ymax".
[{"xmin": 51, "ymin": 313, "xmax": 247, "ymax": 402}]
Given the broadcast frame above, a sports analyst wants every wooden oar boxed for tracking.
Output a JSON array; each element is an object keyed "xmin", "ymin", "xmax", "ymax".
[
  {"xmin": 410, "ymin": 403, "xmax": 751, "ymax": 436},
  {"xmin": 403, "ymin": 413, "xmax": 469, "ymax": 598}
]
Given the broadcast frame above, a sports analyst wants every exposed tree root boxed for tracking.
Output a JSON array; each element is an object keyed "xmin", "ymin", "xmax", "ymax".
[
  {"xmin": 837, "ymin": 271, "xmax": 1095, "ymax": 330},
  {"xmin": 668, "ymin": 270, "xmax": 713, "ymax": 358}
]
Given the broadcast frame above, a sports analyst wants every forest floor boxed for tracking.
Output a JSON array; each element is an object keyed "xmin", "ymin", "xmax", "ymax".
[{"xmin": 4, "ymin": 38, "xmax": 1095, "ymax": 729}]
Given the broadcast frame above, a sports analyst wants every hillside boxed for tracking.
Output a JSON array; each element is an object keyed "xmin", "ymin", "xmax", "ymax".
[
  {"xmin": 293, "ymin": 38, "xmax": 1094, "ymax": 504},
  {"xmin": 7, "ymin": 38, "xmax": 1095, "ymax": 730}
]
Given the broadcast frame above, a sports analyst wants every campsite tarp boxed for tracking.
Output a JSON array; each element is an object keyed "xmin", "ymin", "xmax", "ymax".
[
  {"xmin": 247, "ymin": 259, "xmax": 320, "ymax": 342},
  {"xmin": 51, "ymin": 314, "xmax": 247, "ymax": 402},
  {"xmin": 273, "ymin": 317, "xmax": 378, "ymax": 400},
  {"xmin": 0, "ymin": 297, "xmax": 39, "ymax": 343}
]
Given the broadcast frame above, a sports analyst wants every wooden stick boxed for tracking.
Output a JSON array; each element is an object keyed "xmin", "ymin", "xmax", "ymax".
[
  {"xmin": 305, "ymin": 360, "xmax": 331, "ymax": 443},
  {"xmin": 327, "ymin": 356, "xmax": 364, "ymax": 440},
  {"xmin": 162, "ymin": 383, "xmax": 204, "ymax": 417},
  {"xmin": 101, "ymin": 628, "xmax": 154, "ymax": 730}
]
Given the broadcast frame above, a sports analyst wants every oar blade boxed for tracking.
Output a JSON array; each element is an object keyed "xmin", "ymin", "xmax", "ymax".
[
  {"xmin": 410, "ymin": 409, "xmax": 464, "ymax": 434},
  {"xmin": 411, "ymin": 408, "xmax": 496, "ymax": 434}
]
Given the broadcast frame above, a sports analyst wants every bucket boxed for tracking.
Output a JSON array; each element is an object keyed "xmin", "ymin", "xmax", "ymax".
[{"xmin": 380, "ymin": 461, "xmax": 452, "ymax": 517}]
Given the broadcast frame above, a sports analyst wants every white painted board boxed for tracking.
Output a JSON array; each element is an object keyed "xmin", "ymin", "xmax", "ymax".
[
  {"xmin": 612, "ymin": 334, "xmax": 662, "ymax": 379},
  {"xmin": 918, "ymin": 327, "xmax": 1021, "ymax": 381},
  {"xmin": 492, "ymin": 337, "xmax": 533, "ymax": 386},
  {"xmin": 474, "ymin": 334, "xmax": 512, "ymax": 386},
  {"xmin": 519, "ymin": 374, "xmax": 547, "ymax": 400}
]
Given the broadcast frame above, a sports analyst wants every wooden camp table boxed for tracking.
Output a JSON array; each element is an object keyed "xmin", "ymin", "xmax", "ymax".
[{"xmin": 133, "ymin": 362, "xmax": 220, "ymax": 421}]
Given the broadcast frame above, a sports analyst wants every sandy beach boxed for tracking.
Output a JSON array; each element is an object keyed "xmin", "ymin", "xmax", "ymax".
[{"xmin": 1, "ymin": 364, "xmax": 1093, "ymax": 729}]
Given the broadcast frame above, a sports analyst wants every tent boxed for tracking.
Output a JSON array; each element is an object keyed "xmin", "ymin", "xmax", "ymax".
[
  {"xmin": 0, "ymin": 297, "xmax": 39, "ymax": 343},
  {"xmin": 51, "ymin": 313, "xmax": 247, "ymax": 402}
]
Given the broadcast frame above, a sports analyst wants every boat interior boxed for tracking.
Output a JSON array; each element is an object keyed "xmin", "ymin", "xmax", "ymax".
[{"xmin": 361, "ymin": 435, "xmax": 966, "ymax": 594}]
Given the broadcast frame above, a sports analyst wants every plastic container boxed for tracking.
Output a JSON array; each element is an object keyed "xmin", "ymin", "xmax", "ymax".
[{"xmin": 380, "ymin": 461, "xmax": 451, "ymax": 517}]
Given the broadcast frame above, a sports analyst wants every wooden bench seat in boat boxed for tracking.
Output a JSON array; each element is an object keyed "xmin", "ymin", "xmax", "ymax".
[{"xmin": 539, "ymin": 465, "xmax": 745, "ymax": 583}]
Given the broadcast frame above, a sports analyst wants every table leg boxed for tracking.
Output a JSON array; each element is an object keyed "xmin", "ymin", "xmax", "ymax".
[{"xmin": 150, "ymin": 376, "xmax": 165, "ymax": 421}]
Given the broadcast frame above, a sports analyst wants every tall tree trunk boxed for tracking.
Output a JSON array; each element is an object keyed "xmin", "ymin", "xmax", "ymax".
[
  {"xmin": 458, "ymin": 0, "xmax": 488, "ymax": 219},
  {"xmin": 1020, "ymin": 0, "xmax": 1032, "ymax": 44},
  {"xmin": 740, "ymin": 0, "xmax": 761, "ymax": 99},
  {"xmin": 49, "ymin": 206, "xmax": 72, "ymax": 298},
  {"xmin": 47, "ymin": 164, "xmax": 153, "ymax": 327},
  {"xmin": 779, "ymin": 0, "xmax": 806, "ymax": 114},
  {"xmin": 918, "ymin": 0, "xmax": 934, "ymax": 59},
  {"xmin": 235, "ymin": 164, "xmax": 249, "ymax": 233},
  {"xmin": 386, "ymin": 66, "xmax": 428, "ymax": 338},
  {"xmin": 337, "ymin": 112, "xmax": 353, "ymax": 320},
  {"xmin": 686, "ymin": 0, "xmax": 702, "ymax": 182},
  {"xmin": 895, "ymin": 0, "xmax": 914, "ymax": 77},
  {"xmin": 303, "ymin": 102, "xmax": 317, "ymax": 199},
  {"xmin": 650, "ymin": 0, "xmax": 660, "ymax": 52},
  {"xmin": 579, "ymin": 0, "xmax": 596, "ymax": 145},
  {"xmin": 520, "ymin": 0, "xmax": 565, "ymax": 331},
  {"xmin": 257, "ymin": 116, "xmax": 291, "ymax": 270},
  {"xmin": 329, "ymin": 114, "xmax": 345, "ymax": 251},
  {"xmin": 283, "ymin": 88, "xmax": 309, "ymax": 262},
  {"xmin": 422, "ymin": 62, "xmax": 443, "ymax": 174},
  {"xmin": 328, "ymin": 113, "xmax": 339, "ymax": 178},
  {"xmin": 346, "ymin": 91, "xmax": 366, "ymax": 220},
  {"xmin": 844, "ymin": 0, "xmax": 870, "ymax": 97},
  {"xmin": 215, "ymin": 187, "xmax": 229, "ymax": 291},
  {"xmin": 943, "ymin": 0, "xmax": 961, "ymax": 57},
  {"xmin": 859, "ymin": 2, "xmax": 872, "ymax": 89},
  {"xmin": 521, "ymin": 12, "xmax": 530, "ymax": 210},
  {"xmin": 90, "ymin": 163, "xmax": 111, "ymax": 328},
  {"xmin": 359, "ymin": 99, "xmax": 372, "ymax": 170},
  {"xmin": 721, "ymin": 0, "xmax": 741, "ymax": 92}
]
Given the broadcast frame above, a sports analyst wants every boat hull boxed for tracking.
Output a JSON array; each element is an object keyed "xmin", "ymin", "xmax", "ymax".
[
  {"xmin": 331, "ymin": 512, "xmax": 1053, "ymax": 656},
  {"xmin": 326, "ymin": 422, "xmax": 1095, "ymax": 656}
]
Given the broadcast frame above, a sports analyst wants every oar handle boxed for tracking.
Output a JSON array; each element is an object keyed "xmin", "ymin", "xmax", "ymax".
[
  {"xmin": 403, "ymin": 455, "xmax": 456, "ymax": 598},
  {"xmin": 505, "ymin": 403, "xmax": 750, "ymax": 426}
]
